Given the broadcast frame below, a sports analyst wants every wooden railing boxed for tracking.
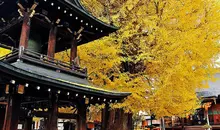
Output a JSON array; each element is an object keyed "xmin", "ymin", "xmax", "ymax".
[
  {"xmin": 0, "ymin": 44, "xmax": 19, "ymax": 61},
  {"xmin": 23, "ymin": 49, "xmax": 87, "ymax": 75},
  {"xmin": 0, "ymin": 44, "xmax": 87, "ymax": 77}
]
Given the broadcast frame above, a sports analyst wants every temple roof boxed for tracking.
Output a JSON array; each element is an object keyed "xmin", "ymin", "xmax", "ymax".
[
  {"xmin": 0, "ymin": 61, "xmax": 130, "ymax": 98},
  {"xmin": 0, "ymin": 47, "xmax": 131, "ymax": 100},
  {"xmin": 0, "ymin": 0, "xmax": 118, "ymax": 52}
]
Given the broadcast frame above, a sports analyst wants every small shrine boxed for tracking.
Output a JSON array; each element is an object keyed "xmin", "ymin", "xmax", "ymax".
[{"xmin": 0, "ymin": 0, "xmax": 131, "ymax": 130}]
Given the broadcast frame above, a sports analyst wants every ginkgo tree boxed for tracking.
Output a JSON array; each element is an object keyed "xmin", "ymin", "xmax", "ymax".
[
  {"xmin": 56, "ymin": 0, "xmax": 220, "ymax": 118},
  {"xmin": 0, "ymin": 0, "xmax": 218, "ymax": 125}
]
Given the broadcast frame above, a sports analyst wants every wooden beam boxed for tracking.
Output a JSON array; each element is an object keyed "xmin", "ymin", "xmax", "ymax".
[
  {"xmin": 47, "ymin": 25, "xmax": 57, "ymax": 58},
  {"xmin": 32, "ymin": 111, "xmax": 77, "ymax": 119},
  {"xmin": 77, "ymin": 99, "xmax": 87, "ymax": 130},
  {"xmin": 19, "ymin": 12, "xmax": 31, "ymax": 49},
  {"xmin": 70, "ymin": 38, "xmax": 77, "ymax": 65},
  {"xmin": 0, "ymin": 102, "xmax": 7, "ymax": 105}
]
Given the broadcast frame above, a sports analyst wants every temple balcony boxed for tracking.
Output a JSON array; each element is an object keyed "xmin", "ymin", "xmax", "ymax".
[{"xmin": 0, "ymin": 43, "xmax": 87, "ymax": 78}]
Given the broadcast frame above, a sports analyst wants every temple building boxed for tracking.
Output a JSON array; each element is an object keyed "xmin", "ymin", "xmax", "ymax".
[
  {"xmin": 0, "ymin": 0, "xmax": 131, "ymax": 130},
  {"xmin": 164, "ymin": 73, "xmax": 220, "ymax": 130}
]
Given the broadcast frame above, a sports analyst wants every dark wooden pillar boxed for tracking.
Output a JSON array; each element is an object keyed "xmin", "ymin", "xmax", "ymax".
[
  {"xmin": 24, "ymin": 117, "xmax": 33, "ymax": 130},
  {"xmin": 47, "ymin": 94, "xmax": 58, "ymax": 130},
  {"xmin": 0, "ymin": 106, "xmax": 5, "ymax": 130},
  {"xmin": 19, "ymin": 12, "xmax": 31, "ymax": 49},
  {"xmin": 77, "ymin": 99, "xmax": 86, "ymax": 130},
  {"xmin": 5, "ymin": 94, "xmax": 21, "ymax": 130},
  {"xmin": 70, "ymin": 39, "xmax": 77, "ymax": 64},
  {"xmin": 47, "ymin": 25, "xmax": 57, "ymax": 58},
  {"xmin": 2, "ymin": 102, "xmax": 8, "ymax": 130}
]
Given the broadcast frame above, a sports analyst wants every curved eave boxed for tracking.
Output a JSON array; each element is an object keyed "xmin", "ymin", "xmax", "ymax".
[
  {"xmin": 0, "ymin": 61, "xmax": 130, "ymax": 99},
  {"xmin": 0, "ymin": 0, "xmax": 119, "ymax": 34},
  {"xmin": 58, "ymin": 0, "xmax": 119, "ymax": 32}
]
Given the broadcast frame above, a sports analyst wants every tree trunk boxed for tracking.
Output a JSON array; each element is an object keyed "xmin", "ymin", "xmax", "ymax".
[
  {"xmin": 103, "ymin": 109, "xmax": 132, "ymax": 130},
  {"xmin": 161, "ymin": 117, "xmax": 165, "ymax": 130}
]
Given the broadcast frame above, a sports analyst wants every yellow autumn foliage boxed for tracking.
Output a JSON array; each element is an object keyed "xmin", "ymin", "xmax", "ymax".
[
  {"xmin": 69, "ymin": 0, "xmax": 220, "ymax": 117},
  {"xmin": 0, "ymin": 0, "xmax": 217, "ymax": 119},
  {"xmin": 0, "ymin": 47, "xmax": 11, "ymax": 57},
  {"xmin": 0, "ymin": 0, "xmax": 206, "ymax": 118}
]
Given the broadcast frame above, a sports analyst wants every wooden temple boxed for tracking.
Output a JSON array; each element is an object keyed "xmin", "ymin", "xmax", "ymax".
[{"xmin": 0, "ymin": 0, "xmax": 131, "ymax": 130}]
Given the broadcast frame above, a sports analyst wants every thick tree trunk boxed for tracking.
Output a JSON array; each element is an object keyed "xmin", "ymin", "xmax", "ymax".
[
  {"xmin": 102, "ymin": 108, "xmax": 132, "ymax": 130},
  {"xmin": 161, "ymin": 117, "xmax": 165, "ymax": 130},
  {"xmin": 127, "ymin": 113, "xmax": 133, "ymax": 130}
]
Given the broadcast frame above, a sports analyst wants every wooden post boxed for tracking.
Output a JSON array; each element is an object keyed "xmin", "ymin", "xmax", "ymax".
[
  {"xmin": 77, "ymin": 99, "xmax": 86, "ymax": 130},
  {"xmin": 4, "ymin": 94, "xmax": 21, "ymax": 130},
  {"xmin": 0, "ymin": 106, "xmax": 5, "ymax": 130},
  {"xmin": 2, "ymin": 102, "xmax": 8, "ymax": 130},
  {"xmin": 47, "ymin": 94, "xmax": 58, "ymax": 130},
  {"xmin": 19, "ymin": 11, "xmax": 31, "ymax": 49},
  {"xmin": 47, "ymin": 25, "xmax": 57, "ymax": 58},
  {"xmin": 70, "ymin": 38, "xmax": 77, "ymax": 65},
  {"xmin": 24, "ymin": 117, "xmax": 33, "ymax": 130}
]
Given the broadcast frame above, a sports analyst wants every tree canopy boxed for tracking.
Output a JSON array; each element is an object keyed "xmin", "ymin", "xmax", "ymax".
[{"xmin": 68, "ymin": 0, "xmax": 220, "ymax": 117}]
